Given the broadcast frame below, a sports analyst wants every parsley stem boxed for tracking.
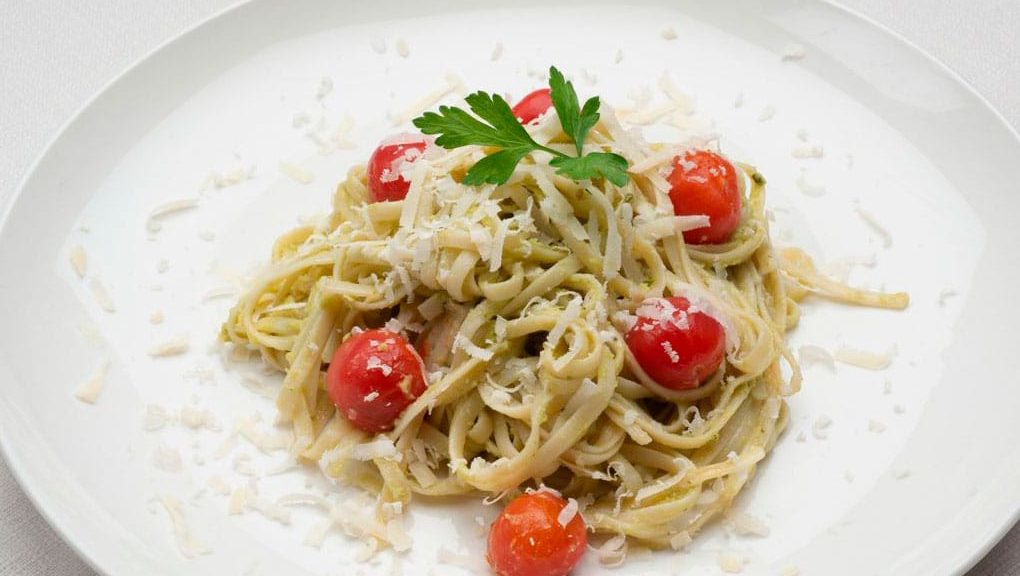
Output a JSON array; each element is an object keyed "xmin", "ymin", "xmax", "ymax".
[{"xmin": 532, "ymin": 144, "xmax": 571, "ymax": 159}]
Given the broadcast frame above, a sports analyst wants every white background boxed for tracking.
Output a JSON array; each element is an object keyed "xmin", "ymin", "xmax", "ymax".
[{"xmin": 0, "ymin": 1, "xmax": 1017, "ymax": 574}]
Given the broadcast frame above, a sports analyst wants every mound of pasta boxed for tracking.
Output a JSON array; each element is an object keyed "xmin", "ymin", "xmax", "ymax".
[{"xmin": 222, "ymin": 68, "xmax": 907, "ymax": 571}]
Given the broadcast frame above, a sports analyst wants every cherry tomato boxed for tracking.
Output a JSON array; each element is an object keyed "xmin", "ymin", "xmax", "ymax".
[
  {"xmin": 667, "ymin": 150, "xmax": 742, "ymax": 245},
  {"xmin": 487, "ymin": 491, "xmax": 587, "ymax": 576},
  {"xmin": 512, "ymin": 88, "xmax": 553, "ymax": 124},
  {"xmin": 326, "ymin": 329, "xmax": 427, "ymax": 433},
  {"xmin": 625, "ymin": 297, "xmax": 726, "ymax": 391},
  {"xmin": 366, "ymin": 138, "xmax": 428, "ymax": 203}
]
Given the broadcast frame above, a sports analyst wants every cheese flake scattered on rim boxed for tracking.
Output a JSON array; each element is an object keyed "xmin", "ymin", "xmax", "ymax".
[{"xmin": 74, "ymin": 360, "xmax": 110, "ymax": 404}]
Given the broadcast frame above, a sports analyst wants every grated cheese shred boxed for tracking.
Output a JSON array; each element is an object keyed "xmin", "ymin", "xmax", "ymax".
[{"xmin": 74, "ymin": 360, "xmax": 110, "ymax": 404}]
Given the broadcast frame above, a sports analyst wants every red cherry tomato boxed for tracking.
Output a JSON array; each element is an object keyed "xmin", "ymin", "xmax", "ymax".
[
  {"xmin": 487, "ymin": 491, "xmax": 587, "ymax": 576},
  {"xmin": 625, "ymin": 297, "xmax": 726, "ymax": 391},
  {"xmin": 366, "ymin": 138, "xmax": 428, "ymax": 203},
  {"xmin": 667, "ymin": 150, "xmax": 742, "ymax": 245},
  {"xmin": 326, "ymin": 329, "xmax": 427, "ymax": 433},
  {"xmin": 512, "ymin": 88, "xmax": 553, "ymax": 124}
]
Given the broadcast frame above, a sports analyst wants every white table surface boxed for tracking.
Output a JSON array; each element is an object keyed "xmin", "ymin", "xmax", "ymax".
[{"xmin": 1, "ymin": 1, "xmax": 1017, "ymax": 575}]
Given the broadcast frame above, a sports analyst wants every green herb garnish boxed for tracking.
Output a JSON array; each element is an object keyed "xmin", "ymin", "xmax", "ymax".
[{"xmin": 413, "ymin": 66, "xmax": 630, "ymax": 187}]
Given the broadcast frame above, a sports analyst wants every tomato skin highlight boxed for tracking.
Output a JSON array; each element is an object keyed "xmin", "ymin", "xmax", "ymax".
[
  {"xmin": 625, "ymin": 297, "xmax": 726, "ymax": 391},
  {"xmin": 667, "ymin": 150, "xmax": 742, "ymax": 245},
  {"xmin": 487, "ymin": 491, "xmax": 588, "ymax": 576},
  {"xmin": 325, "ymin": 329, "xmax": 427, "ymax": 433},
  {"xmin": 366, "ymin": 139, "xmax": 428, "ymax": 202},
  {"xmin": 511, "ymin": 88, "xmax": 553, "ymax": 124}
]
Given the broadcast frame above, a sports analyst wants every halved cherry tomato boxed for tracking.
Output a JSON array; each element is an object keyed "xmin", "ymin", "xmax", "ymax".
[
  {"xmin": 487, "ymin": 491, "xmax": 587, "ymax": 576},
  {"xmin": 625, "ymin": 297, "xmax": 726, "ymax": 391},
  {"xmin": 366, "ymin": 138, "xmax": 428, "ymax": 202},
  {"xmin": 325, "ymin": 328, "xmax": 427, "ymax": 433},
  {"xmin": 512, "ymin": 88, "xmax": 553, "ymax": 124},
  {"xmin": 667, "ymin": 150, "xmax": 741, "ymax": 245}
]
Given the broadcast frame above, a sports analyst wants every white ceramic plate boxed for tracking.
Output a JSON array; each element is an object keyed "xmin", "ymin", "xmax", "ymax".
[{"xmin": 2, "ymin": 1, "xmax": 1019, "ymax": 574}]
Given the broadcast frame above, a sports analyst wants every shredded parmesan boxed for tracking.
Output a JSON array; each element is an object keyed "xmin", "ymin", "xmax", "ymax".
[
  {"xmin": 207, "ymin": 475, "xmax": 231, "ymax": 496},
  {"xmin": 718, "ymin": 550, "xmax": 745, "ymax": 573},
  {"xmin": 89, "ymin": 278, "xmax": 115, "ymax": 313},
  {"xmin": 834, "ymin": 345, "xmax": 896, "ymax": 370},
  {"xmin": 352, "ymin": 437, "xmax": 400, "ymax": 461},
  {"xmin": 227, "ymin": 486, "xmax": 251, "ymax": 515},
  {"xmin": 855, "ymin": 205, "xmax": 893, "ymax": 248},
  {"xmin": 812, "ymin": 415, "xmax": 833, "ymax": 439},
  {"xmin": 780, "ymin": 567, "xmax": 801, "ymax": 576},
  {"xmin": 149, "ymin": 310, "xmax": 165, "ymax": 324},
  {"xmin": 389, "ymin": 74, "xmax": 465, "ymax": 125},
  {"xmin": 660, "ymin": 26, "xmax": 677, "ymax": 40},
  {"xmin": 436, "ymin": 547, "xmax": 477, "ymax": 570},
  {"xmin": 757, "ymin": 105, "xmax": 776, "ymax": 122},
  {"xmin": 158, "ymin": 495, "xmax": 210, "ymax": 557},
  {"xmin": 279, "ymin": 161, "xmax": 314, "ymax": 184},
  {"xmin": 557, "ymin": 498, "xmax": 580, "ymax": 527},
  {"xmin": 180, "ymin": 406, "xmax": 216, "ymax": 430},
  {"xmin": 490, "ymin": 42, "xmax": 503, "ymax": 61},
  {"xmin": 148, "ymin": 335, "xmax": 190, "ymax": 357},
  {"xmin": 455, "ymin": 334, "xmax": 494, "ymax": 361},
  {"xmin": 798, "ymin": 345, "xmax": 835, "ymax": 371},
  {"xmin": 69, "ymin": 245, "xmax": 87, "ymax": 278},
  {"xmin": 237, "ymin": 416, "xmax": 291, "ymax": 453},
  {"xmin": 596, "ymin": 534, "xmax": 627, "ymax": 566},
  {"xmin": 548, "ymin": 296, "xmax": 581, "ymax": 347},
  {"xmin": 395, "ymin": 38, "xmax": 410, "ymax": 58},
  {"xmin": 781, "ymin": 43, "xmax": 807, "ymax": 60},
  {"xmin": 868, "ymin": 419, "xmax": 887, "ymax": 433},
  {"xmin": 74, "ymin": 360, "xmax": 109, "ymax": 404},
  {"xmin": 729, "ymin": 511, "xmax": 770, "ymax": 537},
  {"xmin": 146, "ymin": 198, "xmax": 200, "ymax": 233},
  {"xmin": 153, "ymin": 446, "xmax": 184, "ymax": 473},
  {"xmin": 796, "ymin": 171, "xmax": 826, "ymax": 197},
  {"xmin": 143, "ymin": 405, "xmax": 170, "ymax": 431},
  {"xmin": 204, "ymin": 164, "xmax": 253, "ymax": 190},
  {"xmin": 792, "ymin": 145, "xmax": 824, "ymax": 159},
  {"xmin": 669, "ymin": 530, "xmax": 692, "ymax": 551}
]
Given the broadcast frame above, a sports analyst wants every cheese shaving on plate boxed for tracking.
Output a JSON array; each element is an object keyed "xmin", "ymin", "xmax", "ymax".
[
  {"xmin": 69, "ymin": 245, "xmax": 87, "ymax": 278},
  {"xmin": 834, "ymin": 345, "xmax": 896, "ymax": 370},
  {"xmin": 148, "ymin": 336, "xmax": 190, "ymax": 357},
  {"xmin": 791, "ymin": 145, "xmax": 824, "ymax": 159},
  {"xmin": 89, "ymin": 278, "xmax": 115, "ymax": 313},
  {"xmin": 557, "ymin": 497, "xmax": 580, "ymax": 527},
  {"xmin": 279, "ymin": 161, "xmax": 314, "ymax": 184},
  {"xmin": 798, "ymin": 344, "xmax": 835, "ymax": 371},
  {"xmin": 389, "ymin": 74, "xmax": 465, "ymax": 125},
  {"xmin": 146, "ymin": 198, "xmax": 200, "ymax": 233},
  {"xmin": 718, "ymin": 550, "xmax": 745, "ymax": 573},
  {"xmin": 158, "ymin": 495, "xmax": 210, "ymax": 558},
  {"xmin": 855, "ymin": 205, "xmax": 894, "ymax": 248},
  {"xmin": 781, "ymin": 43, "xmax": 807, "ymax": 60},
  {"xmin": 74, "ymin": 361, "xmax": 110, "ymax": 404}
]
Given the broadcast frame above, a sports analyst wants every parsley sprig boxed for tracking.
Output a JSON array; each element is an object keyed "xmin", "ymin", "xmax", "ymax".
[{"xmin": 413, "ymin": 66, "xmax": 630, "ymax": 187}]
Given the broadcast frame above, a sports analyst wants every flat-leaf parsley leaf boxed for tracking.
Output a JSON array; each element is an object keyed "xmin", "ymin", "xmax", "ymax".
[{"xmin": 412, "ymin": 66, "xmax": 630, "ymax": 186}]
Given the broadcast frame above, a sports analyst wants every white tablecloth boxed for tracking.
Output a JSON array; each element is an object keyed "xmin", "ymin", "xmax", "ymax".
[{"xmin": 1, "ymin": 1, "xmax": 1017, "ymax": 574}]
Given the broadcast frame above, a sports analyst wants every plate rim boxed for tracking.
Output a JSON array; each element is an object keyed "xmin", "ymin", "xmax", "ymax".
[{"xmin": 0, "ymin": 1, "xmax": 1017, "ymax": 574}]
